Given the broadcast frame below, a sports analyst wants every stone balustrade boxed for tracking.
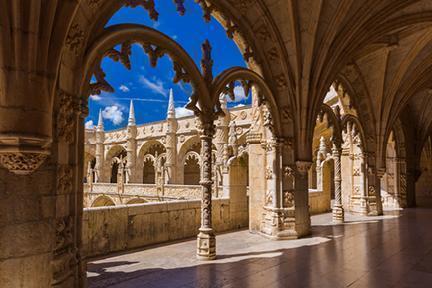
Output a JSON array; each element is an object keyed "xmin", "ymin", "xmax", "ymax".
[
  {"xmin": 82, "ymin": 198, "xmax": 239, "ymax": 258},
  {"xmin": 84, "ymin": 183, "xmax": 224, "ymax": 207}
]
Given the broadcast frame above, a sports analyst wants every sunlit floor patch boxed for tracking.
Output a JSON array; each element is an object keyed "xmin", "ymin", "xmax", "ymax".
[{"xmin": 87, "ymin": 209, "xmax": 432, "ymax": 288}]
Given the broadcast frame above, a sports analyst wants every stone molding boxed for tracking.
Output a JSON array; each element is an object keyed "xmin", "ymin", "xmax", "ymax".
[{"xmin": 0, "ymin": 133, "xmax": 51, "ymax": 175}]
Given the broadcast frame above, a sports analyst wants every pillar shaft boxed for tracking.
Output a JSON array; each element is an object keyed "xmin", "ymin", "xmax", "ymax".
[
  {"xmin": 365, "ymin": 165, "xmax": 384, "ymax": 216},
  {"xmin": 165, "ymin": 132, "xmax": 177, "ymax": 184},
  {"xmin": 126, "ymin": 130, "xmax": 136, "ymax": 183},
  {"xmin": 196, "ymin": 121, "xmax": 216, "ymax": 260},
  {"xmin": 332, "ymin": 145, "xmax": 344, "ymax": 223}
]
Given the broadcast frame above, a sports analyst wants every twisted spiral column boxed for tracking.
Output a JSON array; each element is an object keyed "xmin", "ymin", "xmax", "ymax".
[
  {"xmin": 197, "ymin": 121, "xmax": 216, "ymax": 260},
  {"xmin": 332, "ymin": 144, "xmax": 344, "ymax": 223}
]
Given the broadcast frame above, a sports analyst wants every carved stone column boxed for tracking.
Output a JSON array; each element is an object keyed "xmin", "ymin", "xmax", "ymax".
[
  {"xmin": 52, "ymin": 92, "xmax": 87, "ymax": 287},
  {"xmin": 246, "ymin": 132, "xmax": 266, "ymax": 232},
  {"xmin": 332, "ymin": 144, "xmax": 344, "ymax": 223},
  {"xmin": 365, "ymin": 165, "xmax": 384, "ymax": 216},
  {"xmin": 126, "ymin": 126, "xmax": 137, "ymax": 183},
  {"xmin": 396, "ymin": 157, "xmax": 408, "ymax": 208},
  {"xmin": 260, "ymin": 138, "xmax": 285, "ymax": 238},
  {"xmin": 196, "ymin": 120, "xmax": 216, "ymax": 260},
  {"xmin": 294, "ymin": 161, "xmax": 312, "ymax": 237},
  {"xmin": 215, "ymin": 96, "xmax": 230, "ymax": 169}
]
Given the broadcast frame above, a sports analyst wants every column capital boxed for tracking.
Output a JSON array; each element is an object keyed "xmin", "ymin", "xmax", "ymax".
[
  {"xmin": 198, "ymin": 119, "xmax": 215, "ymax": 138},
  {"xmin": 295, "ymin": 161, "xmax": 312, "ymax": 177},
  {"xmin": 0, "ymin": 134, "xmax": 51, "ymax": 175},
  {"xmin": 376, "ymin": 168, "xmax": 386, "ymax": 178}
]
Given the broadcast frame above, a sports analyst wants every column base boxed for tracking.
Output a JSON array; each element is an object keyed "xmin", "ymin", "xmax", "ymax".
[
  {"xmin": 260, "ymin": 207, "xmax": 298, "ymax": 240},
  {"xmin": 366, "ymin": 196, "xmax": 383, "ymax": 216},
  {"xmin": 349, "ymin": 196, "xmax": 368, "ymax": 216},
  {"xmin": 196, "ymin": 229, "xmax": 216, "ymax": 260},
  {"xmin": 332, "ymin": 206, "xmax": 344, "ymax": 223}
]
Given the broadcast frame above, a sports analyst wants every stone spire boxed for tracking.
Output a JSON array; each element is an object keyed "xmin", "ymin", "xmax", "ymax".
[
  {"xmin": 128, "ymin": 100, "xmax": 136, "ymax": 126},
  {"xmin": 97, "ymin": 109, "xmax": 104, "ymax": 131},
  {"xmin": 167, "ymin": 88, "xmax": 176, "ymax": 119}
]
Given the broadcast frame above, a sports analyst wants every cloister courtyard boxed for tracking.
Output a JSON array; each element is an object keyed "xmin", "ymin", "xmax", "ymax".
[{"xmin": 1, "ymin": 1, "xmax": 432, "ymax": 287}]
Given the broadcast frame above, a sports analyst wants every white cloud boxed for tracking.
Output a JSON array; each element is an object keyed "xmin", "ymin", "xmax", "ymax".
[
  {"xmin": 102, "ymin": 105, "xmax": 124, "ymax": 125},
  {"xmin": 119, "ymin": 85, "xmax": 130, "ymax": 93},
  {"xmin": 85, "ymin": 120, "xmax": 94, "ymax": 129},
  {"xmin": 234, "ymin": 104, "xmax": 245, "ymax": 108},
  {"xmin": 175, "ymin": 107, "xmax": 194, "ymax": 118},
  {"xmin": 139, "ymin": 76, "xmax": 168, "ymax": 97},
  {"xmin": 226, "ymin": 86, "xmax": 248, "ymax": 102},
  {"xmin": 89, "ymin": 94, "xmax": 102, "ymax": 101}
]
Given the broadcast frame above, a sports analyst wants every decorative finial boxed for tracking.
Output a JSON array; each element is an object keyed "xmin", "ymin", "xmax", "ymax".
[
  {"xmin": 97, "ymin": 109, "xmax": 104, "ymax": 131},
  {"xmin": 167, "ymin": 88, "xmax": 176, "ymax": 119},
  {"xmin": 201, "ymin": 39, "xmax": 213, "ymax": 83},
  {"xmin": 128, "ymin": 100, "xmax": 136, "ymax": 126}
]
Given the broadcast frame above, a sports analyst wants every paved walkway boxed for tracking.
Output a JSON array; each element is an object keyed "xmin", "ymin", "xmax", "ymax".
[{"xmin": 87, "ymin": 209, "xmax": 432, "ymax": 287}]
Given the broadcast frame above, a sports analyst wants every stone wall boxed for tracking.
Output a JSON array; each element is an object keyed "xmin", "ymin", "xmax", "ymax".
[
  {"xmin": 82, "ymin": 198, "xmax": 238, "ymax": 258},
  {"xmin": 416, "ymin": 154, "xmax": 432, "ymax": 207},
  {"xmin": 308, "ymin": 190, "xmax": 331, "ymax": 215}
]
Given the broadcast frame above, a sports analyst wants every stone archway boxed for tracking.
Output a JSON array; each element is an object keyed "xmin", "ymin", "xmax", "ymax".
[
  {"xmin": 183, "ymin": 151, "xmax": 201, "ymax": 185},
  {"xmin": 44, "ymin": 1, "xmax": 288, "ymax": 282},
  {"xmin": 138, "ymin": 141, "xmax": 166, "ymax": 184},
  {"xmin": 341, "ymin": 117, "xmax": 367, "ymax": 215},
  {"xmin": 92, "ymin": 195, "xmax": 116, "ymax": 207},
  {"xmin": 142, "ymin": 155, "xmax": 156, "ymax": 184}
]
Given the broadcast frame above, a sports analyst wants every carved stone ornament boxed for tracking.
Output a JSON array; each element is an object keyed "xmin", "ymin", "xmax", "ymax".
[
  {"xmin": 283, "ymin": 166, "xmax": 294, "ymax": 178},
  {"xmin": 52, "ymin": 216, "xmax": 76, "ymax": 285},
  {"xmin": 265, "ymin": 189, "xmax": 273, "ymax": 205},
  {"xmin": 295, "ymin": 161, "xmax": 312, "ymax": 178},
  {"xmin": 0, "ymin": 152, "xmax": 48, "ymax": 175},
  {"xmin": 65, "ymin": 23, "xmax": 84, "ymax": 56},
  {"xmin": 57, "ymin": 91, "xmax": 76, "ymax": 144},
  {"xmin": 57, "ymin": 165, "xmax": 73, "ymax": 195},
  {"xmin": 265, "ymin": 167, "xmax": 273, "ymax": 179},
  {"xmin": 87, "ymin": 0, "xmax": 103, "ymax": 9},
  {"xmin": 368, "ymin": 185, "xmax": 376, "ymax": 196},
  {"xmin": 283, "ymin": 191, "xmax": 295, "ymax": 208}
]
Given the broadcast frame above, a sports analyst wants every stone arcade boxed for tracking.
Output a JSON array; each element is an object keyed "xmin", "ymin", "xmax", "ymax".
[{"xmin": 2, "ymin": 1, "xmax": 432, "ymax": 287}]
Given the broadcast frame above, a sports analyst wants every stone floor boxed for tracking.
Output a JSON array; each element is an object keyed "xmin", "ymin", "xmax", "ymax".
[{"xmin": 87, "ymin": 209, "xmax": 432, "ymax": 288}]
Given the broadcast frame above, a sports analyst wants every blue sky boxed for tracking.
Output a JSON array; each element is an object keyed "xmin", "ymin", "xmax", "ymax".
[{"xmin": 85, "ymin": 2, "xmax": 250, "ymax": 131}]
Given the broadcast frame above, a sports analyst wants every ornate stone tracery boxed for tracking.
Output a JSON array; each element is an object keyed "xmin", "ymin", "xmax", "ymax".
[{"xmin": 0, "ymin": 152, "xmax": 49, "ymax": 175}]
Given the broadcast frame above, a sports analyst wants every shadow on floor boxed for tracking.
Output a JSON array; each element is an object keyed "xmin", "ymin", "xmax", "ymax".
[{"xmin": 86, "ymin": 210, "xmax": 426, "ymax": 288}]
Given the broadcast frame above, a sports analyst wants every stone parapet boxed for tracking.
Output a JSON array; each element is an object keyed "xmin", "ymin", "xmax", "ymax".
[{"xmin": 82, "ymin": 198, "xmax": 239, "ymax": 258}]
